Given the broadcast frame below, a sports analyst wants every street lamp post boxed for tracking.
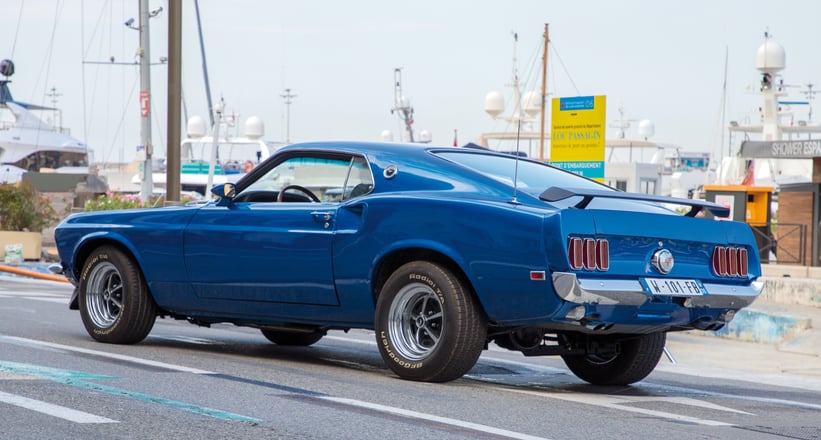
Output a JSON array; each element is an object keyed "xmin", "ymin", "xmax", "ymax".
[{"xmin": 138, "ymin": 0, "xmax": 153, "ymax": 202}]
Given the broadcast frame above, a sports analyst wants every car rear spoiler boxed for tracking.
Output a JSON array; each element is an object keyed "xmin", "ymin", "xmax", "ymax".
[{"xmin": 539, "ymin": 187, "xmax": 730, "ymax": 218}]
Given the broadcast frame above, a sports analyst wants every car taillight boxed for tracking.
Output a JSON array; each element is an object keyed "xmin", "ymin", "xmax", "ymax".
[
  {"xmin": 712, "ymin": 245, "xmax": 749, "ymax": 277},
  {"xmin": 568, "ymin": 237, "xmax": 609, "ymax": 271}
]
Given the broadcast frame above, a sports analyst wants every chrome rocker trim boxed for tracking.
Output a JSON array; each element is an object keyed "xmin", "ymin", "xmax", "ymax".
[{"xmin": 551, "ymin": 272, "xmax": 764, "ymax": 309}]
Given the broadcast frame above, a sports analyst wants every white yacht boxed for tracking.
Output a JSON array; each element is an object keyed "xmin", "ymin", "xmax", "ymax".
[
  {"xmin": 0, "ymin": 59, "xmax": 91, "ymax": 184},
  {"xmin": 130, "ymin": 114, "xmax": 282, "ymax": 196}
]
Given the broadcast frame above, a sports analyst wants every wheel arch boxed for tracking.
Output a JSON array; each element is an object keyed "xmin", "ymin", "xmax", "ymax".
[
  {"xmin": 68, "ymin": 234, "xmax": 151, "ymax": 309},
  {"xmin": 371, "ymin": 247, "xmax": 487, "ymax": 319}
]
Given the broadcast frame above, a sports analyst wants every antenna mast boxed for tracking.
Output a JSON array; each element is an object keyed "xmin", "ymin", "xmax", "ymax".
[
  {"xmin": 281, "ymin": 88, "xmax": 297, "ymax": 143},
  {"xmin": 391, "ymin": 68, "xmax": 415, "ymax": 142},
  {"xmin": 46, "ymin": 86, "xmax": 62, "ymax": 130},
  {"xmin": 539, "ymin": 24, "xmax": 549, "ymax": 162}
]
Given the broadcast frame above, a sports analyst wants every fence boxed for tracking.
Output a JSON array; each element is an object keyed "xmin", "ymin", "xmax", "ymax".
[{"xmin": 749, "ymin": 222, "xmax": 807, "ymax": 265}]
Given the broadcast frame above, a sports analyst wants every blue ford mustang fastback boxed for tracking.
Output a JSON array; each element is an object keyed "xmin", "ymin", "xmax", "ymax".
[{"xmin": 54, "ymin": 141, "xmax": 763, "ymax": 385}]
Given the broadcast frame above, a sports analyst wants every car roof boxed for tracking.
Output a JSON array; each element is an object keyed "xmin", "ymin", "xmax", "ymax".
[
  {"xmin": 271, "ymin": 141, "xmax": 528, "ymax": 196},
  {"xmin": 278, "ymin": 140, "xmax": 435, "ymax": 156},
  {"xmin": 277, "ymin": 140, "xmax": 526, "ymax": 165}
]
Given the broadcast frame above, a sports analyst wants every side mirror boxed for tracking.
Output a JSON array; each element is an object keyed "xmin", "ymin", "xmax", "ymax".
[{"xmin": 211, "ymin": 183, "xmax": 236, "ymax": 206}]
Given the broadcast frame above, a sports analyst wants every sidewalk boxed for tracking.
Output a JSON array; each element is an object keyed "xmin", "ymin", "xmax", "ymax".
[
  {"xmin": 696, "ymin": 265, "xmax": 821, "ymax": 358},
  {"xmin": 682, "ymin": 298, "xmax": 821, "ymax": 357},
  {"xmin": 662, "ymin": 330, "xmax": 821, "ymax": 391}
]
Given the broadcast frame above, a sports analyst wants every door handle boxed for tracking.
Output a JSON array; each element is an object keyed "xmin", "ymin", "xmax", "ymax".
[{"xmin": 311, "ymin": 211, "xmax": 335, "ymax": 228}]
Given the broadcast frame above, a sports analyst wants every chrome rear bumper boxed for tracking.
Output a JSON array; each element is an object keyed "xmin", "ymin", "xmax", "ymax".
[{"xmin": 551, "ymin": 272, "xmax": 763, "ymax": 309}]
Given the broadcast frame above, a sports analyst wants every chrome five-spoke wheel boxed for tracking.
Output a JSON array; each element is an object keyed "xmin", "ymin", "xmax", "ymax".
[{"xmin": 387, "ymin": 283, "xmax": 444, "ymax": 361}]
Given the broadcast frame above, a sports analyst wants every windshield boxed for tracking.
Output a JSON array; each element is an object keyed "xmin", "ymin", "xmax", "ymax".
[{"xmin": 434, "ymin": 150, "xmax": 610, "ymax": 195}]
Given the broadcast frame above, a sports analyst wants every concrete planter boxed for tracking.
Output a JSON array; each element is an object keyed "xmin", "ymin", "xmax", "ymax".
[{"xmin": 0, "ymin": 230, "xmax": 43, "ymax": 261}]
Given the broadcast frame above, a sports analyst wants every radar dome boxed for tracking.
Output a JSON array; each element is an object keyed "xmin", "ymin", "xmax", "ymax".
[
  {"xmin": 381, "ymin": 130, "xmax": 394, "ymax": 142},
  {"xmin": 186, "ymin": 116, "xmax": 206, "ymax": 139},
  {"xmin": 638, "ymin": 119, "xmax": 655, "ymax": 140},
  {"xmin": 0, "ymin": 59, "xmax": 14, "ymax": 77},
  {"xmin": 418, "ymin": 130, "xmax": 432, "ymax": 143},
  {"xmin": 484, "ymin": 91, "xmax": 505, "ymax": 118},
  {"xmin": 245, "ymin": 116, "xmax": 264, "ymax": 139},
  {"xmin": 755, "ymin": 39, "xmax": 785, "ymax": 74},
  {"xmin": 522, "ymin": 91, "xmax": 542, "ymax": 117}
]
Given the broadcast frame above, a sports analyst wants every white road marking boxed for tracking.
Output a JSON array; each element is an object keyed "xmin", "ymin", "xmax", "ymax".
[
  {"xmin": 0, "ymin": 289, "xmax": 69, "ymax": 304},
  {"xmin": 0, "ymin": 291, "xmax": 66, "ymax": 298},
  {"xmin": 501, "ymin": 387, "xmax": 737, "ymax": 426},
  {"xmin": 327, "ymin": 334, "xmax": 568, "ymax": 375},
  {"xmin": 150, "ymin": 335, "xmax": 223, "ymax": 345},
  {"xmin": 0, "ymin": 296, "xmax": 68, "ymax": 304},
  {"xmin": 655, "ymin": 362, "xmax": 821, "ymax": 393},
  {"xmin": 1, "ymin": 336, "xmax": 215, "ymax": 374},
  {"xmin": 641, "ymin": 382, "xmax": 821, "ymax": 412},
  {"xmin": 0, "ymin": 277, "xmax": 72, "ymax": 288},
  {"xmin": 322, "ymin": 396, "xmax": 550, "ymax": 440},
  {"xmin": 0, "ymin": 390, "xmax": 117, "ymax": 424}
]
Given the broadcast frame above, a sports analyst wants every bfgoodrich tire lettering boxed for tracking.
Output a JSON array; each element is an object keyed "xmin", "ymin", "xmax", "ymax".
[
  {"xmin": 374, "ymin": 261, "xmax": 486, "ymax": 382},
  {"xmin": 561, "ymin": 332, "xmax": 666, "ymax": 385},
  {"xmin": 78, "ymin": 245, "xmax": 157, "ymax": 344}
]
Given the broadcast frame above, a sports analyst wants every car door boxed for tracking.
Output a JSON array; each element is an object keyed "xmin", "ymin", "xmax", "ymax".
[{"xmin": 182, "ymin": 151, "xmax": 368, "ymax": 306}]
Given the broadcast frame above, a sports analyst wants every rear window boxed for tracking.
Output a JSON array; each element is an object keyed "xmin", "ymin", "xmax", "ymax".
[{"xmin": 434, "ymin": 150, "xmax": 609, "ymax": 196}]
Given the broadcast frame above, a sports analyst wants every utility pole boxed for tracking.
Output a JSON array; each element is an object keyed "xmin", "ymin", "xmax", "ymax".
[
  {"xmin": 281, "ymin": 88, "xmax": 296, "ymax": 144},
  {"xmin": 138, "ymin": 0, "xmax": 153, "ymax": 202},
  {"xmin": 166, "ymin": 0, "xmax": 182, "ymax": 205}
]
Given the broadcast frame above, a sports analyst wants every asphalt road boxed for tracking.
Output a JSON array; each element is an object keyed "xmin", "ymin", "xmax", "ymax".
[{"xmin": 1, "ymin": 277, "xmax": 820, "ymax": 440}]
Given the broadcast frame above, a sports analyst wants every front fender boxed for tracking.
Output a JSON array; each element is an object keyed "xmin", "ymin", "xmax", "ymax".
[{"xmin": 58, "ymin": 228, "xmax": 143, "ymax": 285}]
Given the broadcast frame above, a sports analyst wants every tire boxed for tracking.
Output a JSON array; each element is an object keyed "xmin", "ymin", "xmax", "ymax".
[
  {"xmin": 374, "ymin": 261, "xmax": 486, "ymax": 382},
  {"xmin": 260, "ymin": 329, "xmax": 324, "ymax": 346},
  {"xmin": 78, "ymin": 245, "xmax": 157, "ymax": 344},
  {"xmin": 561, "ymin": 332, "xmax": 666, "ymax": 385}
]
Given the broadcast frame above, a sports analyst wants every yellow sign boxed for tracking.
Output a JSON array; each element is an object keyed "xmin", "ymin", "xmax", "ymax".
[{"xmin": 550, "ymin": 95, "xmax": 606, "ymax": 181}]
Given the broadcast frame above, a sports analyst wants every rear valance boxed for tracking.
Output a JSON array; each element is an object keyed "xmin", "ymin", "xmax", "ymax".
[{"xmin": 539, "ymin": 187, "xmax": 730, "ymax": 218}]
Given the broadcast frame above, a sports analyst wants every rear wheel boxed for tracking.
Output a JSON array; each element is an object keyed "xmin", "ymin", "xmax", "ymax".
[
  {"xmin": 561, "ymin": 332, "xmax": 666, "ymax": 385},
  {"xmin": 260, "ymin": 329, "xmax": 324, "ymax": 346},
  {"xmin": 374, "ymin": 261, "xmax": 486, "ymax": 382},
  {"xmin": 78, "ymin": 246, "xmax": 157, "ymax": 344}
]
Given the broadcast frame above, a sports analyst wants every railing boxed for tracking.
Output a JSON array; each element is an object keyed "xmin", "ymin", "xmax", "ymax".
[{"xmin": 749, "ymin": 222, "xmax": 807, "ymax": 265}]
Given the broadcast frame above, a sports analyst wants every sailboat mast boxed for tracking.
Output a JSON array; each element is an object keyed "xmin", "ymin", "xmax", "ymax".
[
  {"xmin": 539, "ymin": 23, "xmax": 549, "ymax": 162},
  {"xmin": 720, "ymin": 46, "xmax": 728, "ymax": 159},
  {"xmin": 193, "ymin": 0, "xmax": 214, "ymax": 128}
]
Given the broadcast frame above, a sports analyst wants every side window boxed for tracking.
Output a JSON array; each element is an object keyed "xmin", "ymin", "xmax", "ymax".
[
  {"xmin": 343, "ymin": 156, "xmax": 374, "ymax": 200},
  {"xmin": 239, "ymin": 153, "xmax": 373, "ymax": 203}
]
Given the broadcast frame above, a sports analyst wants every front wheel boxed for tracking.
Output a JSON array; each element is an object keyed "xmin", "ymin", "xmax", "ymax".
[
  {"xmin": 561, "ymin": 332, "xmax": 666, "ymax": 385},
  {"xmin": 78, "ymin": 246, "xmax": 157, "ymax": 344},
  {"xmin": 374, "ymin": 261, "xmax": 486, "ymax": 382}
]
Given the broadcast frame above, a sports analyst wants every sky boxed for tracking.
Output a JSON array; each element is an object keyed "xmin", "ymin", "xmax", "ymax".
[{"xmin": 2, "ymin": 0, "xmax": 821, "ymax": 165}]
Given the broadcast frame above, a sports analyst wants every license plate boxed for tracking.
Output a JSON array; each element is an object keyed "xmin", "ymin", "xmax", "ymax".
[{"xmin": 641, "ymin": 278, "xmax": 706, "ymax": 296}]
